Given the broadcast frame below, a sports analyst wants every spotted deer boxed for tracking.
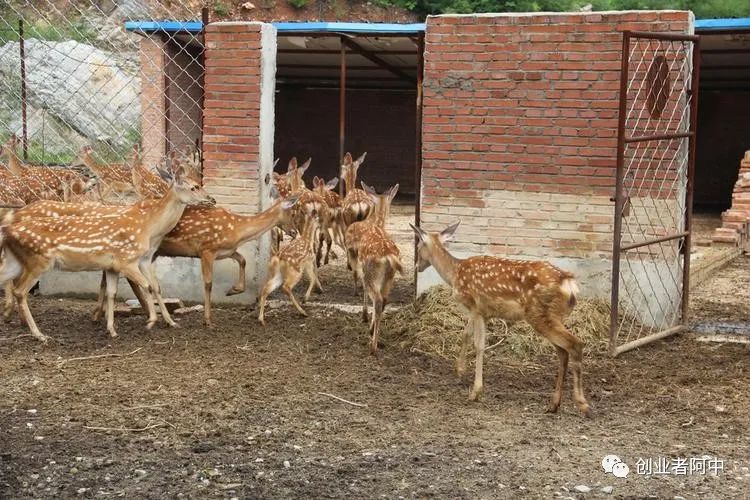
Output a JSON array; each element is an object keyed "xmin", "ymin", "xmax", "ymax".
[
  {"xmin": 311, "ymin": 175, "xmax": 343, "ymax": 266},
  {"xmin": 155, "ymin": 187, "xmax": 300, "ymax": 327},
  {"xmin": 409, "ymin": 222, "xmax": 591, "ymax": 417},
  {"xmin": 340, "ymin": 152, "xmax": 374, "ymax": 227},
  {"xmin": 131, "ymin": 145, "xmax": 170, "ymax": 199},
  {"xmin": 284, "ymin": 157, "xmax": 327, "ymax": 253},
  {"xmin": 257, "ymin": 211, "xmax": 322, "ymax": 325},
  {"xmin": 345, "ymin": 182, "xmax": 399, "ymax": 293},
  {"xmin": 74, "ymin": 145, "xmax": 136, "ymax": 202},
  {"xmin": 0, "ymin": 164, "xmax": 214, "ymax": 341},
  {"xmin": 1, "ymin": 135, "xmax": 89, "ymax": 201}
]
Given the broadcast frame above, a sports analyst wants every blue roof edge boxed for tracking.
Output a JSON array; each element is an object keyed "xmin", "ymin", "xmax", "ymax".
[
  {"xmin": 124, "ymin": 20, "xmax": 426, "ymax": 34},
  {"xmin": 695, "ymin": 17, "xmax": 750, "ymax": 30}
]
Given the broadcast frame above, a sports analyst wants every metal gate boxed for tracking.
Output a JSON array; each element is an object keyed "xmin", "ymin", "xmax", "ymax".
[{"xmin": 610, "ymin": 31, "xmax": 701, "ymax": 356}]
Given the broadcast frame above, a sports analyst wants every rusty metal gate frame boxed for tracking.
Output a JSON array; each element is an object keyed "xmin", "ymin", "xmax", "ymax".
[{"xmin": 610, "ymin": 31, "xmax": 701, "ymax": 357}]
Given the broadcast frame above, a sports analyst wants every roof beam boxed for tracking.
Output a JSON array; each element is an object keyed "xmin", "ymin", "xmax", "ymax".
[
  {"xmin": 341, "ymin": 37, "xmax": 416, "ymax": 84},
  {"xmin": 277, "ymin": 49, "xmax": 415, "ymax": 55},
  {"xmin": 277, "ymin": 63, "xmax": 410, "ymax": 71}
]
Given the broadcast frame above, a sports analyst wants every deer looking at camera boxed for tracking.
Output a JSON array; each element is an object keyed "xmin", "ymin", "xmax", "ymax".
[
  {"xmin": 409, "ymin": 222, "xmax": 591, "ymax": 417},
  {"xmin": 0, "ymin": 135, "xmax": 89, "ymax": 201},
  {"xmin": 340, "ymin": 152, "xmax": 374, "ymax": 227},
  {"xmin": 0, "ymin": 163, "xmax": 215, "ymax": 342},
  {"xmin": 257, "ymin": 209, "xmax": 322, "ymax": 325},
  {"xmin": 345, "ymin": 183, "xmax": 402, "ymax": 354},
  {"xmin": 312, "ymin": 175, "xmax": 343, "ymax": 266}
]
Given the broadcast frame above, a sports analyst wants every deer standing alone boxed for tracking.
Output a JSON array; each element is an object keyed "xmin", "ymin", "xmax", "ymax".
[
  {"xmin": 0, "ymin": 164, "xmax": 214, "ymax": 341},
  {"xmin": 410, "ymin": 222, "xmax": 591, "ymax": 417}
]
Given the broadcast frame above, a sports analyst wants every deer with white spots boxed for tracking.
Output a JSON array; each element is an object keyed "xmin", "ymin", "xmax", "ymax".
[
  {"xmin": 311, "ymin": 175, "xmax": 343, "ymax": 266},
  {"xmin": 131, "ymin": 146, "xmax": 170, "ymax": 199},
  {"xmin": 340, "ymin": 152, "xmax": 374, "ymax": 227},
  {"xmin": 0, "ymin": 135, "xmax": 89, "ymax": 201},
  {"xmin": 346, "ymin": 183, "xmax": 403, "ymax": 354},
  {"xmin": 410, "ymin": 222, "xmax": 591, "ymax": 417},
  {"xmin": 155, "ymin": 187, "xmax": 300, "ymax": 327},
  {"xmin": 0, "ymin": 163, "xmax": 215, "ymax": 342},
  {"xmin": 257, "ymin": 209, "xmax": 322, "ymax": 326},
  {"xmin": 74, "ymin": 145, "xmax": 136, "ymax": 202}
]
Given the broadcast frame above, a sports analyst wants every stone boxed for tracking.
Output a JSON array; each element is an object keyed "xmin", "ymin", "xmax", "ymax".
[
  {"xmin": 601, "ymin": 486, "xmax": 614, "ymax": 494},
  {"xmin": 573, "ymin": 485, "xmax": 591, "ymax": 493}
]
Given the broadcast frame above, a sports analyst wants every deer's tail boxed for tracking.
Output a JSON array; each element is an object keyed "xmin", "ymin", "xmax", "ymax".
[{"xmin": 560, "ymin": 274, "xmax": 579, "ymax": 309}]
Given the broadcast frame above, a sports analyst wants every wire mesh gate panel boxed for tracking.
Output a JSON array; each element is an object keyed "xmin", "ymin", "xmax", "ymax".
[
  {"xmin": 0, "ymin": 1, "xmax": 205, "ymax": 207},
  {"xmin": 610, "ymin": 31, "xmax": 701, "ymax": 357}
]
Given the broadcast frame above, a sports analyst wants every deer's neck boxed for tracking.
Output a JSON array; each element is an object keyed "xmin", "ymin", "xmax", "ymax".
[
  {"xmin": 6, "ymin": 153, "xmax": 26, "ymax": 176},
  {"xmin": 370, "ymin": 202, "xmax": 389, "ymax": 228},
  {"xmin": 429, "ymin": 241, "xmax": 461, "ymax": 287},
  {"xmin": 344, "ymin": 170, "xmax": 356, "ymax": 195},
  {"xmin": 235, "ymin": 202, "xmax": 284, "ymax": 243},
  {"xmin": 141, "ymin": 188, "xmax": 187, "ymax": 242}
]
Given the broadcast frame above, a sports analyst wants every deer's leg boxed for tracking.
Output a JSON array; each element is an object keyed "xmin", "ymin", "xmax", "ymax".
[
  {"xmin": 120, "ymin": 265, "xmax": 158, "ymax": 330},
  {"xmin": 303, "ymin": 262, "xmax": 317, "ymax": 303},
  {"xmin": 13, "ymin": 270, "xmax": 47, "ymax": 342},
  {"xmin": 315, "ymin": 233, "xmax": 324, "ymax": 268},
  {"xmin": 3, "ymin": 281, "xmax": 15, "ymax": 321},
  {"xmin": 92, "ymin": 272, "xmax": 106, "ymax": 322},
  {"xmin": 141, "ymin": 261, "xmax": 176, "ymax": 327},
  {"xmin": 127, "ymin": 278, "xmax": 149, "ymax": 315},
  {"xmin": 547, "ymin": 346, "xmax": 568, "ymax": 414},
  {"xmin": 200, "ymin": 251, "xmax": 216, "ymax": 328},
  {"xmin": 104, "ymin": 271, "xmax": 119, "ymax": 338},
  {"xmin": 258, "ymin": 258, "xmax": 281, "ymax": 326},
  {"xmin": 456, "ymin": 316, "xmax": 474, "ymax": 377},
  {"xmin": 225, "ymin": 251, "xmax": 246, "ymax": 296},
  {"xmin": 468, "ymin": 315, "xmax": 486, "ymax": 402},
  {"xmin": 282, "ymin": 269, "xmax": 306, "ymax": 317},
  {"xmin": 367, "ymin": 266, "xmax": 386, "ymax": 355}
]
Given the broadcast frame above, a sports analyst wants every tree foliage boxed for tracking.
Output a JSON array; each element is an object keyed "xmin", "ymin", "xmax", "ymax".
[{"xmin": 390, "ymin": 0, "xmax": 750, "ymax": 17}]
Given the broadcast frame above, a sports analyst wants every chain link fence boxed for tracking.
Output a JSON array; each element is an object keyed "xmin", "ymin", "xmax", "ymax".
[{"xmin": 0, "ymin": 0, "xmax": 205, "ymax": 206}]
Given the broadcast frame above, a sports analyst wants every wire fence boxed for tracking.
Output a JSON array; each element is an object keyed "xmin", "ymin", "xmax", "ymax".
[{"xmin": 0, "ymin": 0, "xmax": 205, "ymax": 206}]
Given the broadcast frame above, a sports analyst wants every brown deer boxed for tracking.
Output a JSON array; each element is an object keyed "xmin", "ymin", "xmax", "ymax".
[
  {"xmin": 0, "ymin": 164, "xmax": 215, "ymax": 341},
  {"xmin": 340, "ymin": 152, "xmax": 374, "ymax": 227},
  {"xmin": 284, "ymin": 157, "xmax": 327, "ymax": 253},
  {"xmin": 311, "ymin": 175, "xmax": 343, "ymax": 266},
  {"xmin": 409, "ymin": 222, "xmax": 591, "ymax": 417},
  {"xmin": 74, "ymin": 145, "xmax": 136, "ymax": 202},
  {"xmin": 257, "ymin": 210, "xmax": 322, "ymax": 326},
  {"xmin": 0, "ymin": 135, "xmax": 88, "ymax": 201},
  {"xmin": 155, "ymin": 187, "xmax": 300, "ymax": 327},
  {"xmin": 347, "ymin": 184, "xmax": 403, "ymax": 354},
  {"xmin": 345, "ymin": 182, "xmax": 399, "ymax": 294},
  {"xmin": 131, "ymin": 145, "xmax": 170, "ymax": 199}
]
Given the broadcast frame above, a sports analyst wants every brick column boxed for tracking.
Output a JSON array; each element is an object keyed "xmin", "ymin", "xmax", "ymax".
[{"xmin": 139, "ymin": 36, "xmax": 166, "ymax": 169}]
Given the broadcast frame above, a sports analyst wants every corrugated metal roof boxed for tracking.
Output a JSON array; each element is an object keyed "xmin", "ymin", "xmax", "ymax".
[{"xmin": 695, "ymin": 18, "xmax": 750, "ymax": 31}]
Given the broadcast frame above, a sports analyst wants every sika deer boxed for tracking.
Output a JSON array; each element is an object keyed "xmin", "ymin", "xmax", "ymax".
[
  {"xmin": 156, "ymin": 187, "xmax": 300, "ymax": 327},
  {"xmin": 410, "ymin": 222, "xmax": 591, "ymax": 417},
  {"xmin": 1, "ymin": 135, "xmax": 88, "ymax": 201},
  {"xmin": 347, "ymin": 184, "xmax": 403, "ymax": 354},
  {"xmin": 0, "ymin": 165, "xmax": 215, "ymax": 341},
  {"xmin": 257, "ymin": 211, "xmax": 322, "ymax": 325},
  {"xmin": 131, "ymin": 145, "xmax": 170, "ymax": 199},
  {"xmin": 345, "ymin": 182, "xmax": 399, "ymax": 294},
  {"xmin": 74, "ymin": 145, "xmax": 136, "ymax": 202},
  {"xmin": 312, "ymin": 175, "xmax": 343, "ymax": 266},
  {"xmin": 340, "ymin": 152, "xmax": 374, "ymax": 227}
]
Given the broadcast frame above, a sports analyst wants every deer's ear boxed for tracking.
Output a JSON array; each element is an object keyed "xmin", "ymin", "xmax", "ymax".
[
  {"xmin": 409, "ymin": 223, "xmax": 428, "ymax": 243},
  {"xmin": 343, "ymin": 152, "xmax": 352, "ymax": 165},
  {"xmin": 361, "ymin": 181, "xmax": 376, "ymax": 195},
  {"xmin": 388, "ymin": 183, "xmax": 399, "ymax": 201},
  {"xmin": 325, "ymin": 177, "xmax": 339, "ymax": 191},
  {"xmin": 270, "ymin": 185, "xmax": 280, "ymax": 199},
  {"xmin": 287, "ymin": 157, "xmax": 298, "ymax": 172},
  {"xmin": 354, "ymin": 152, "xmax": 367, "ymax": 166},
  {"xmin": 273, "ymin": 157, "xmax": 280, "ymax": 168},
  {"xmin": 440, "ymin": 221, "xmax": 460, "ymax": 242},
  {"xmin": 299, "ymin": 158, "xmax": 311, "ymax": 174},
  {"xmin": 282, "ymin": 194, "xmax": 300, "ymax": 209}
]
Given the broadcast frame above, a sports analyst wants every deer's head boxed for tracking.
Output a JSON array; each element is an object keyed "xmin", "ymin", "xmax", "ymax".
[
  {"xmin": 0, "ymin": 134, "xmax": 19, "ymax": 159},
  {"xmin": 163, "ymin": 156, "xmax": 215, "ymax": 206},
  {"xmin": 410, "ymin": 221, "xmax": 460, "ymax": 273},
  {"xmin": 340, "ymin": 152, "xmax": 366, "ymax": 189},
  {"xmin": 270, "ymin": 185, "xmax": 299, "ymax": 237}
]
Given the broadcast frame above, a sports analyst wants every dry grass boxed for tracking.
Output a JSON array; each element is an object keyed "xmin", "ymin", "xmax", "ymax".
[{"xmin": 382, "ymin": 286, "xmax": 611, "ymax": 362}]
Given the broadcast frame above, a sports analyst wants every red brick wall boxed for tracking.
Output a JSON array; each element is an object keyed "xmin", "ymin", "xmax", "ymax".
[
  {"xmin": 274, "ymin": 87, "xmax": 417, "ymax": 194},
  {"xmin": 421, "ymin": 11, "xmax": 693, "ymax": 259},
  {"xmin": 203, "ymin": 22, "xmax": 268, "ymax": 213},
  {"xmin": 139, "ymin": 37, "xmax": 165, "ymax": 170}
]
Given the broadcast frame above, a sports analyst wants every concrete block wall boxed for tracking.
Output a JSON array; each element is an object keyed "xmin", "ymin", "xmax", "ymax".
[{"xmin": 418, "ymin": 10, "xmax": 693, "ymax": 299}]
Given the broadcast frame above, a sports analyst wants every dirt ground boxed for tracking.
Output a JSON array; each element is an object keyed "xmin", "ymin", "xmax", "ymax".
[{"xmin": 1, "ymin": 208, "xmax": 748, "ymax": 499}]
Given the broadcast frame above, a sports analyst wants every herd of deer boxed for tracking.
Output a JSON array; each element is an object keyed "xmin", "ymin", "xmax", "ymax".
[{"xmin": 0, "ymin": 136, "xmax": 591, "ymax": 417}]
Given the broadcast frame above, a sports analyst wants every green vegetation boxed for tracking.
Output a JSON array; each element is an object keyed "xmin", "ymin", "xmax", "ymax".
[
  {"xmin": 288, "ymin": 0, "xmax": 309, "ymax": 8},
  {"xmin": 382, "ymin": 0, "xmax": 750, "ymax": 17},
  {"xmin": 213, "ymin": 1, "xmax": 231, "ymax": 17},
  {"xmin": 0, "ymin": 18, "xmax": 97, "ymax": 45}
]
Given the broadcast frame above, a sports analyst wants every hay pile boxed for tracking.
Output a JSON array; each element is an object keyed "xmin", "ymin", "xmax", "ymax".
[{"xmin": 382, "ymin": 286, "xmax": 610, "ymax": 361}]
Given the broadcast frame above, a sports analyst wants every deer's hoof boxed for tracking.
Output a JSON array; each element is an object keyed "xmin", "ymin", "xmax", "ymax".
[
  {"xmin": 108, "ymin": 330, "xmax": 119, "ymax": 339},
  {"xmin": 146, "ymin": 321, "xmax": 156, "ymax": 331},
  {"xmin": 34, "ymin": 334, "xmax": 50, "ymax": 344},
  {"xmin": 580, "ymin": 404, "xmax": 593, "ymax": 419},
  {"xmin": 468, "ymin": 387, "xmax": 483, "ymax": 402},
  {"xmin": 545, "ymin": 402, "xmax": 561, "ymax": 414},
  {"xmin": 225, "ymin": 286, "xmax": 244, "ymax": 297}
]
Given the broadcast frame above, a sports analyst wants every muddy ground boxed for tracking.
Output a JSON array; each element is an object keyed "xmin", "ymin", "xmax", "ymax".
[{"xmin": 0, "ymin": 208, "xmax": 748, "ymax": 499}]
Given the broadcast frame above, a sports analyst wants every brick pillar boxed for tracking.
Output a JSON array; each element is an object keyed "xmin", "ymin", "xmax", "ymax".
[
  {"xmin": 712, "ymin": 151, "xmax": 750, "ymax": 246},
  {"xmin": 139, "ymin": 36, "xmax": 166, "ymax": 169},
  {"xmin": 202, "ymin": 21, "xmax": 277, "ymax": 299}
]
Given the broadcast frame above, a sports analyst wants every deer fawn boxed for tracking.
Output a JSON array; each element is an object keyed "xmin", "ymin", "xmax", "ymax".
[
  {"xmin": 131, "ymin": 145, "xmax": 170, "ymax": 199},
  {"xmin": 156, "ymin": 187, "xmax": 300, "ymax": 327},
  {"xmin": 340, "ymin": 152, "xmax": 374, "ymax": 227},
  {"xmin": 344, "ymin": 184, "xmax": 403, "ymax": 353},
  {"xmin": 410, "ymin": 222, "xmax": 591, "ymax": 417},
  {"xmin": 0, "ymin": 164, "xmax": 214, "ymax": 341},
  {"xmin": 345, "ymin": 182, "xmax": 399, "ymax": 294},
  {"xmin": 74, "ymin": 145, "xmax": 136, "ymax": 202},
  {"xmin": 1, "ymin": 135, "xmax": 88, "ymax": 201},
  {"xmin": 312, "ymin": 175, "xmax": 343, "ymax": 266},
  {"xmin": 257, "ymin": 210, "xmax": 322, "ymax": 325}
]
